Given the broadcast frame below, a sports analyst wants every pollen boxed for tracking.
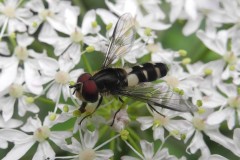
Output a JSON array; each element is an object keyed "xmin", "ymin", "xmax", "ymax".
[
  {"xmin": 2, "ymin": 6, "xmax": 16, "ymax": 18},
  {"xmin": 120, "ymin": 130, "xmax": 129, "ymax": 140},
  {"xmin": 86, "ymin": 46, "xmax": 95, "ymax": 53},
  {"xmin": 49, "ymin": 113, "xmax": 57, "ymax": 121},
  {"xmin": 178, "ymin": 50, "xmax": 187, "ymax": 57},
  {"xmin": 192, "ymin": 117, "xmax": 205, "ymax": 131},
  {"xmin": 39, "ymin": 9, "xmax": 53, "ymax": 20},
  {"xmin": 79, "ymin": 148, "xmax": 96, "ymax": 160},
  {"xmin": 182, "ymin": 57, "xmax": 191, "ymax": 65},
  {"xmin": 14, "ymin": 46, "xmax": 28, "ymax": 61},
  {"xmin": 91, "ymin": 21, "xmax": 98, "ymax": 28},
  {"xmin": 70, "ymin": 29, "xmax": 84, "ymax": 43},
  {"xmin": 55, "ymin": 71, "xmax": 70, "ymax": 84},
  {"xmin": 25, "ymin": 97, "xmax": 35, "ymax": 104},
  {"xmin": 144, "ymin": 28, "xmax": 152, "ymax": 36},
  {"xmin": 106, "ymin": 23, "xmax": 113, "ymax": 31},
  {"xmin": 165, "ymin": 76, "xmax": 179, "ymax": 88},
  {"xmin": 204, "ymin": 68, "xmax": 213, "ymax": 75},
  {"xmin": 63, "ymin": 105, "xmax": 69, "ymax": 112},
  {"xmin": 33, "ymin": 126, "xmax": 51, "ymax": 142},
  {"xmin": 9, "ymin": 84, "xmax": 24, "ymax": 98}
]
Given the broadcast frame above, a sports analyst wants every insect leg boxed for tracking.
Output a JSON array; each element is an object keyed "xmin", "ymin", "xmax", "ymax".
[
  {"xmin": 110, "ymin": 97, "xmax": 125, "ymax": 126},
  {"xmin": 79, "ymin": 96, "xmax": 103, "ymax": 125},
  {"xmin": 110, "ymin": 108, "xmax": 121, "ymax": 126},
  {"xmin": 0, "ymin": 53, "xmax": 11, "ymax": 57},
  {"xmin": 79, "ymin": 102, "xmax": 87, "ymax": 113},
  {"xmin": 148, "ymin": 103, "xmax": 165, "ymax": 117},
  {"xmin": 119, "ymin": 97, "xmax": 124, "ymax": 103}
]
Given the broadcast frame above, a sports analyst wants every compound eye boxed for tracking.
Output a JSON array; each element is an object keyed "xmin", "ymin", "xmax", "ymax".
[
  {"xmin": 77, "ymin": 73, "xmax": 92, "ymax": 83},
  {"xmin": 82, "ymin": 80, "xmax": 98, "ymax": 102}
]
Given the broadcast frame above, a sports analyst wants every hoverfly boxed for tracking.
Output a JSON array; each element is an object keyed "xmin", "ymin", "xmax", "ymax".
[{"xmin": 69, "ymin": 13, "xmax": 197, "ymax": 124}]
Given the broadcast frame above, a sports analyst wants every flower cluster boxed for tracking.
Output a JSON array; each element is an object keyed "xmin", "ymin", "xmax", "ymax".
[{"xmin": 0, "ymin": 0, "xmax": 240, "ymax": 159}]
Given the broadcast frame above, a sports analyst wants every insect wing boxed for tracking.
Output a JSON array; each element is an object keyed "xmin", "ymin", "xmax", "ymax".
[
  {"xmin": 102, "ymin": 13, "xmax": 136, "ymax": 68},
  {"xmin": 113, "ymin": 83, "xmax": 197, "ymax": 113}
]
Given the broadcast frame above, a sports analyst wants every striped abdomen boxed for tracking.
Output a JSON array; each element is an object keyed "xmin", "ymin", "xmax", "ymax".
[{"xmin": 126, "ymin": 63, "xmax": 168, "ymax": 86}]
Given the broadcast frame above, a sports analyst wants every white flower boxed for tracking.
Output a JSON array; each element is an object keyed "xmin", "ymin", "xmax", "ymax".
[
  {"xmin": 0, "ymin": 116, "xmax": 72, "ymax": 160},
  {"xmin": 149, "ymin": 43, "xmax": 178, "ymax": 64},
  {"xmin": 0, "ymin": 33, "xmax": 45, "ymax": 94},
  {"xmin": 0, "ymin": 0, "xmax": 32, "ymax": 38},
  {"xmin": 197, "ymin": 29, "xmax": 240, "ymax": 85},
  {"xmin": 0, "ymin": 69, "xmax": 39, "ymax": 121},
  {"xmin": 47, "ymin": 8, "xmax": 100, "ymax": 62},
  {"xmin": 137, "ymin": 109, "xmax": 192, "ymax": 141},
  {"xmin": 0, "ymin": 116, "xmax": 23, "ymax": 149},
  {"xmin": 167, "ymin": 0, "xmax": 221, "ymax": 35},
  {"xmin": 105, "ymin": 0, "xmax": 171, "ymax": 31},
  {"xmin": 56, "ymin": 103, "xmax": 106, "ymax": 133},
  {"xmin": 59, "ymin": 130, "xmax": 114, "ymax": 160},
  {"xmin": 164, "ymin": 64, "xmax": 202, "ymax": 97},
  {"xmin": 122, "ymin": 140, "xmax": 180, "ymax": 160},
  {"xmin": 233, "ymin": 128, "xmax": 240, "ymax": 154},
  {"xmin": 96, "ymin": 8, "xmax": 118, "ymax": 37},
  {"xmin": 207, "ymin": 83, "xmax": 240, "ymax": 130},
  {"xmin": 182, "ymin": 110, "xmax": 240, "ymax": 158},
  {"xmin": 186, "ymin": 60, "xmax": 225, "ymax": 88},
  {"xmin": 38, "ymin": 57, "xmax": 83, "ymax": 102},
  {"xmin": 26, "ymin": 0, "xmax": 79, "ymax": 35}
]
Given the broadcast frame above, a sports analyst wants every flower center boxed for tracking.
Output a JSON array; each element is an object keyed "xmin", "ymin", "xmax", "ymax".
[
  {"xmin": 192, "ymin": 117, "xmax": 205, "ymax": 131},
  {"xmin": 33, "ymin": 126, "xmax": 51, "ymax": 142},
  {"xmin": 153, "ymin": 114, "xmax": 169, "ymax": 128},
  {"xmin": 14, "ymin": 46, "xmax": 28, "ymax": 61},
  {"xmin": 224, "ymin": 51, "xmax": 237, "ymax": 65},
  {"xmin": 79, "ymin": 148, "xmax": 96, "ymax": 160},
  {"xmin": 39, "ymin": 9, "xmax": 53, "ymax": 20},
  {"xmin": 55, "ymin": 71, "xmax": 70, "ymax": 84},
  {"xmin": 165, "ymin": 76, "xmax": 179, "ymax": 88},
  {"xmin": 70, "ymin": 29, "xmax": 84, "ymax": 43},
  {"xmin": 9, "ymin": 84, "xmax": 23, "ymax": 98},
  {"xmin": 2, "ymin": 6, "xmax": 16, "ymax": 18},
  {"xmin": 228, "ymin": 96, "xmax": 240, "ymax": 109},
  {"xmin": 147, "ymin": 43, "xmax": 159, "ymax": 53}
]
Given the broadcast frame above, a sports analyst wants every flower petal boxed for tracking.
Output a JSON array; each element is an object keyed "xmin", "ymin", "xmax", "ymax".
[
  {"xmin": 2, "ymin": 141, "xmax": 35, "ymax": 160},
  {"xmin": 136, "ymin": 116, "xmax": 153, "ymax": 130},
  {"xmin": 0, "ymin": 57, "xmax": 18, "ymax": 92},
  {"xmin": 0, "ymin": 129, "xmax": 31, "ymax": 143},
  {"xmin": 49, "ymin": 131, "xmax": 72, "ymax": 148},
  {"xmin": 2, "ymin": 97, "xmax": 15, "ymax": 121},
  {"xmin": 32, "ymin": 141, "xmax": 55, "ymax": 160},
  {"xmin": 140, "ymin": 140, "xmax": 154, "ymax": 159},
  {"xmin": 0, "ymin": 116, "xmax": 23, "ymax": 128}
]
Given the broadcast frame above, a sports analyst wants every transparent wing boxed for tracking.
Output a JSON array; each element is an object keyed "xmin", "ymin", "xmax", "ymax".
[
  {"xmin": 102, "ymin": 13, "xmax": 136, "ymax": 68},
  {"xmin": 113, "ymin": 83, "xmax": 197, "ymax": 113}
]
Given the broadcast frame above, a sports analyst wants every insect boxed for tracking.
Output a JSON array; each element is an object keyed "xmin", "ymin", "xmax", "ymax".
[{"xmin": 69, "ymin": 13, "xmax": 197, "ymax": 124}]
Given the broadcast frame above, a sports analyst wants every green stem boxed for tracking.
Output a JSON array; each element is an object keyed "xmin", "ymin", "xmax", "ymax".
[
  {"xmin": 127, "ymin": 133, "xmax": 141, "ymax": 153},
  {"xmin": 82, "ymin": 53, "xmax": 93, "ymax": 73},
  {"xmin": 110, "ymin": 131, "xmax": 116, "ymax": 152},
  {"xmin": 36, "ymin": 97, "xmax": 55, "ymax": 105},
  {"xmin": 127, "ymin": 128, "xmax": 141, "ymax": 142}
]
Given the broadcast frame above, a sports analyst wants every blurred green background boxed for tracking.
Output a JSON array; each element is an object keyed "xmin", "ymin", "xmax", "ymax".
[{"xmin": 1, "ymin": 0, "xmax": 238, "ymax": 159}]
